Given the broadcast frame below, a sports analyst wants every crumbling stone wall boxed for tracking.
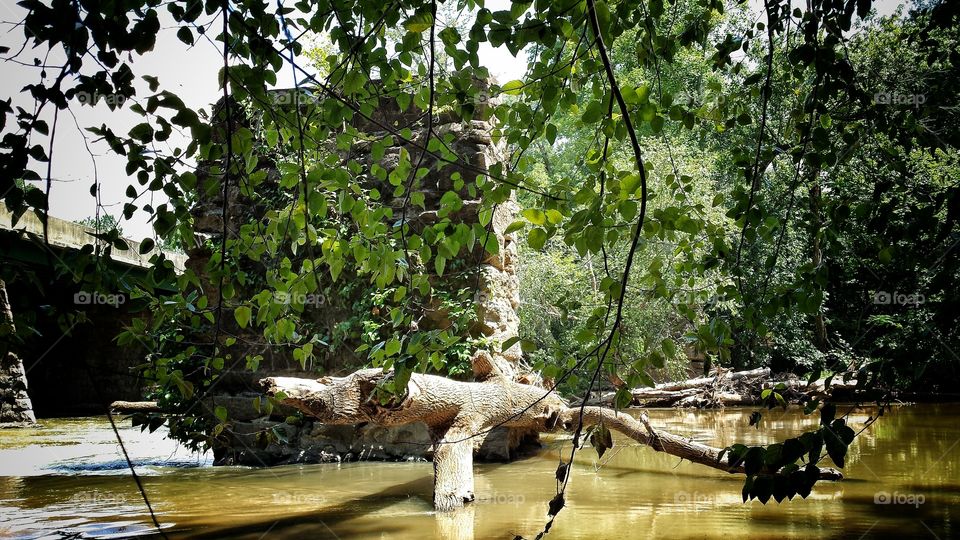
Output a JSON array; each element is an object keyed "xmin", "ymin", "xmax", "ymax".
[
  {"xmin": 186, "ymin": 84, "xmax": 531, "ymax": 465},
  {"xmin": 0, "ymin": 279, "xmax": 35, "ymax": 425},
  {"xmin": 0, "ymin": 353, "xmax": 35, "ymax": 425}
]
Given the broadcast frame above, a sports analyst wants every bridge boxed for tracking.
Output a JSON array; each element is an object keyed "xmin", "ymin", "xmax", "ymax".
[
  {"xmin": 0, "ymin": 208, "xmax": 186, "ymax": 421},
  {"xmin": 0, "ymin": 207, "xmax": 187, "ymax": 273}
]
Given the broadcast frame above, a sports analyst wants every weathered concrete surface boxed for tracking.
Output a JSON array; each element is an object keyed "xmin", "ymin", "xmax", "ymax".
[{"xmin": 0, "ymin": 207, "xmax": 187, "ymax": 272}]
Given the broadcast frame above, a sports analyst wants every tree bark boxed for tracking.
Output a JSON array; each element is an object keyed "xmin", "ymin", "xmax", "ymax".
[
  {"xmin": 110, "ymin": 400, "xmax": 162, "ymax": 414},
  {"xmin": 261, "ymin": 355, "xmax": 842, "ymax": 511}
]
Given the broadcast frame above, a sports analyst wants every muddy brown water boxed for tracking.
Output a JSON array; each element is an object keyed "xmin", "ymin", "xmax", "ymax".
[{"xmin": 1, "ymin": 404, "xmax": 958, "ymax": 539}]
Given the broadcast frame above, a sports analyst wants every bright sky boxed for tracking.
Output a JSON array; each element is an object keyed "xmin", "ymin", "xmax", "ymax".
[{"xmin": 0, "ymin": 0, "xmax": 907, "ymax": 241}]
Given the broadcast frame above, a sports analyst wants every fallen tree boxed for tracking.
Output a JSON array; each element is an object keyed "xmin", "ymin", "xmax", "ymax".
[
  {"xmin": 591, "ymin": 368, "xmax": 859, "ymax": 408},
  {"xmin": 262, "ymin": 352, "xmax": 842, "ymax": 511}
]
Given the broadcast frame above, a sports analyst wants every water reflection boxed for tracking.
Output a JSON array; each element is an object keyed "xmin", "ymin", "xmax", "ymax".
[{"xmin": 1, "ymin": 405, "xmax": 958, "ymax": 539}]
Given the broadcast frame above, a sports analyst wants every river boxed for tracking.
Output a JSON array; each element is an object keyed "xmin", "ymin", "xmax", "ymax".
[{"xmin": 1, "ymin": 404, "xmax": 957, "ymax": 539}]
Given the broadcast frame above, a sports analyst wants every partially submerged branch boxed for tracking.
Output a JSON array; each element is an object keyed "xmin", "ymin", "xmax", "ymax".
[{"xmin": 262, "ymin": 360, "xmax": 842, "ymax": 511}]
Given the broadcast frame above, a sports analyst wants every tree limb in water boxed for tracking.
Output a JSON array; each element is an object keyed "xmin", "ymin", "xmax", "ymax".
[{"xmin": 261, "ymin": 352, "xmax": 842, "ymax": 511}]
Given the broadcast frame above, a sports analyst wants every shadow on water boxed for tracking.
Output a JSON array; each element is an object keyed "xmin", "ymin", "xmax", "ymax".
[{"xmin": 172, "ymin": 477, "xmax": 435, "ymax": 540}]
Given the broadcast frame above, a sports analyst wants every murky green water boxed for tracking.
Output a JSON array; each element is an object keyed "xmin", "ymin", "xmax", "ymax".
[{"xmin": 1, "ymin": 404, "xmax": 958, "ymax": 539}]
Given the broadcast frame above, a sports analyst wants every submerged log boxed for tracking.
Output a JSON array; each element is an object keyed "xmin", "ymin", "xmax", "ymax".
[{"xmin": 261, "ymin": 353, "xmax": 842, "ymax": 511}]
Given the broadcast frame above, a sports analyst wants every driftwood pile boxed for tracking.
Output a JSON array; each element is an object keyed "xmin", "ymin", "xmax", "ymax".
[{"xmin": 593, "ymin": 368, "xmax": 858, "ymax": 408}]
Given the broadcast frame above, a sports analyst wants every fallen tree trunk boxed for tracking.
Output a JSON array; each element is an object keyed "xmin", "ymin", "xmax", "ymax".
[
  {"xmin": 655, "ymin": 367, "xmax": 771, "ymax": 392},
  {"xmin": 594, "ymin": 368, "xmax": 859, "ymax": 408},
  {"xmin": 261, "ymin": 353, "xmax": 841, "ymax": 511}
]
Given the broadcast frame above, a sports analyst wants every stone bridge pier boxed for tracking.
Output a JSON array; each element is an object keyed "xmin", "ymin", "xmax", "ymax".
[{"xmin": 187, "ymin": 84, "xmax": 535, "ymax": 465}]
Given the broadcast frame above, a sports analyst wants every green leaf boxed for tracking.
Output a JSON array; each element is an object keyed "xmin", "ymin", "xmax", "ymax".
[
  {"xmin": 265, "ymin": 129, "xmax": 279, "ymax": 148},
  {"xmin": 129, "ymin": 122, "xmax": 154, "ymax": 143},
  {"xmin": 139, "ymin": 238, "xmax": 155, "ymax": 254},
  {"xmin": 177, "ymin": 26, "xmax": 194, "ymax": 45},
  {"xmin": 651, "ymin": 115, "xmax": 665, "ymax": 133},
  {"xmin": 521, "ymin": 208, "xmax": 546, "ymax": 225},
  {"xmin": 501, "ymin": 336, "xmax": 521, "ymax": 352},
  {"xmin": 504, "ymin": 220, "xmax": 526, "ymax": 234},
  {"xmin": 404, "ymin": 12, "xmax": 434, "ymax": 33},
  {"xmin": 589, "ymin": 424, "xmax": 614, "ymax": 458},
  {"xmin": 824, "ymin": 426, "xmax": 848, "ymax": 468},
  {"xmin": 661, "ymin": 338, "xmax": 676, "ymax": 358},
  {"xmin": 820, "ymin": 402, "xmax": 836, "ymax": 426},
  {"xmin": 527, "ymin": 228, "xmax": 548, "ymax": 250},
  {"xmin": 621, "ymin": 174, "xmax": 641, "ymax": 196},
  {"xmin": 614, "ymin": 387, "xmax": 633, "ymax": 409},
  {"xmin": 545, "ymin": 123, "xmax": 558, "ymax": 144},
  {"xmin": 501, "ymin": 80, "xmax": 525, "ymax": 95},
  {"xmin": 581, "ymin": 100, "xmax": 606, "ymax": 124},
  {"xmin": 214, "ymin": 405, "xmax": 228, "ymax": 422},
  {"xmin": 385, "ymin": 338, "xmax": 401, "ymax": 357},
  {"xmin": 234, "ymin": 306, "xmax": 252, "ymax": 329}
]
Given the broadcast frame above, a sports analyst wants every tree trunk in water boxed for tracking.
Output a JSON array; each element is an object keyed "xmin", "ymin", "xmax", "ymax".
[
  {"xmin": 433, "ymin": 431, "xmax": 477, "ymax": 509},
  {"xmin": 261, "ymin": 353, "xmax": 842, "ymax": 511}
]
